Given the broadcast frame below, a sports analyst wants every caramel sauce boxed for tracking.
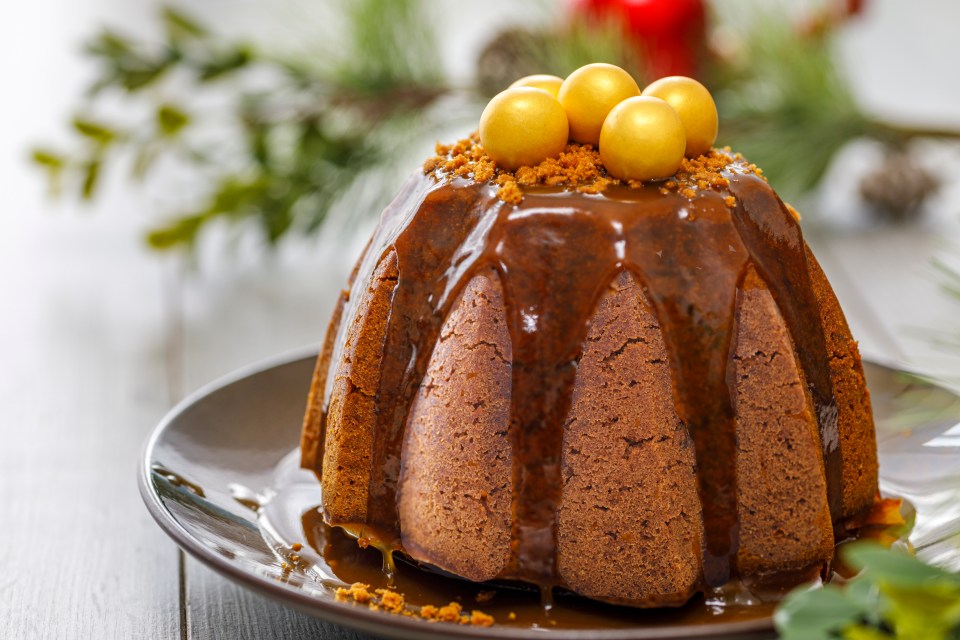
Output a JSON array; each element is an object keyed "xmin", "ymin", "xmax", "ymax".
[
  {"xmin": 301, "ymin": 506, "xmax": 777, "ymax": 629},
  {"xmin": 149, "ymin": 457, "xmax": 905, "ymax": 631},
  {"xmin": 319, "ymin": 159, "xmax": 842, "ymax": 594}
]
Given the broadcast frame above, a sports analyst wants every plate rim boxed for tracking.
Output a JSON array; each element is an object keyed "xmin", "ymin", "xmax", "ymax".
[{"xmin": 141, "ymin": 348, "xmax": 925, "ymax": 640}]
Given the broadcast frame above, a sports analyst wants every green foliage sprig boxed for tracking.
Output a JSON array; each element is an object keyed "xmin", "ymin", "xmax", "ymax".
[
  {"xmin": 710, "ymin": 17, "xmax": 871, "ymax": 200},
  {"xmin": 775, "ymin": 543, "xmax": 960, "ymax": 640},
  {"xmin": 709, "ymin": 9, "xmax": 960, "ymax": 204},
  {"xmin": 33, "ymin": 1, "xmax": 447, "ymax": 251}
]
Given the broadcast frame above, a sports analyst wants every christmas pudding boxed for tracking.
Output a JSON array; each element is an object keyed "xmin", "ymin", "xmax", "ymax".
[{"xmin": 300, "ymin": 66, "xmax": 878, "ymax": 608}]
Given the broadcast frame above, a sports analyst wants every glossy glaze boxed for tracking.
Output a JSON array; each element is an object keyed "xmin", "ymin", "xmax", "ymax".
[{"xmin": 317, "ymin": 161, "xmax": 842, "ymax": 593}]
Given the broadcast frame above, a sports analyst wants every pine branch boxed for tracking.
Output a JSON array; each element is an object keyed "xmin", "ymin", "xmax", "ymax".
[{"xmin": 711, "ymin": 14, "xmax": 871, "ymax": 200}]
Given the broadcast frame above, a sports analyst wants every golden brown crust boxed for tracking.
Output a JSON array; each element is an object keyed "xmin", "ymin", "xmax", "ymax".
[
  {"xmin": 733, "ymin": 268, "xmax": 834, "ymax": 576},
  {"xmin": 804, "ymin": 248, "xmax": 879, "ymax": 526},
  {"xmin": 302, "ymin": 238, "xmax": 373, "ymax": 474},
  {"xmin": 557, "ymin": 271, "xmax": 703, "ymax": 605},
  {"xmin": 300, "ymin": 288, "xmax": 348, "ymax": 472},
  {"xmin": 321, "ymin": 249, "xmax": 399, "ymax": 525},
  {"xmin": 397, "ymin": 271, "xmax": 514, "ymax": 582}
]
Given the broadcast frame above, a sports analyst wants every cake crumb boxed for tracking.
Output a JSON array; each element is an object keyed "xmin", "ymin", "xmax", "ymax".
[
  {"xmin": 496, "ymin": 178, "xmax": 523, "ymax": 205},
  {"xmin": 785, "ymin": 202, "xmax": 802, "ymax": 221},
  {"xmin": 469, "ymin": 610, "xmax": 495, "ymax": 627},
  {"xmin": 336, "ymin": 582, "xmax": 374, "ymax": 604},
  {"xmin": 336, "ymin": 583, "xmax": 495, "ymax": 626},
  {"xmin": 424, "ymin": 133, "xmax": 767, "ymax": 206},
  {"xmin": 375, "ymin": 588, "xmax": 406, "ymax": 614},
  {"xmin": 434, "ymin": 602, "xmax": 463, "ymax": 623}
]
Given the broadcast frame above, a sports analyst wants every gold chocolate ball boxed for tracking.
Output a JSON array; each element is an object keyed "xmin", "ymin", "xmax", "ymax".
[
  {"xmin": 558, "ymin": 63, "xmax": 641, "ymax": 146},
  {"xmin": 642, "ymin": 76, "xmax": 718, "ymax": 157},
  {"xmin": 599, "ymin": 96, "xmax": 686, "ymax": 182},
  {"xmin": 479, "ymin": 87, "xmax": 569, "ymax": 170},
  {"xmin": 509, "ymin": 74, "xmax": 564, "ymax": 98}
]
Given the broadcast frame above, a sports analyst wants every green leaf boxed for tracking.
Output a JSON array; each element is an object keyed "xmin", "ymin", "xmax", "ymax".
[
  {"xmin": 31, "ymin": 149, "xmax": 65, "ymax": 169},
  {"xmin": 31, "ymin": 148, "xmax": 66, "ymax": 196},
  {"xmin": 85, "ymin": 30, "xmax": 134, "ymax": 59},
  {"xmin": 197, "ymin": 47, "xmax": 252, "ymax": 81},
  {"xmin": 843, "ymin": 545, "xmax": 960, "ymax": 589},
  {"xmin": 883, "ymin": 582, "xmax": 960, "ymax": 638},
  {"xmin": 841, "ymin": 626, "xmax": 893, "ymax": 640},
  {"xmin": 119, "ymin": 66, "xmax": 170, "ymax": 91},
  {"xmin": 775, "ymin": 585, "xmax": 871, "ymax": 639},
  {"xmin": 84, "ymin": 28, "xmax": 173, "ymax": 94},
  {"xmin": 161, "ymin": 6, "xmax": 207, "ymax": 43},
  {"xmin": 776, "ymin": 544, "xmax": 960, "ymax": 640},
  {"xmin": 156, "ymin": 104, "xmax": 190, "ymax": 137},
  {"xmin": 146, "ymin": 213, "xmax": 208, "ymax": 250},
  {"xmin": 81, "ymin": 160, "xmax": 101, "ymax": 199},
  {"xmin": 72, "ymin": 118, "xmax": 117, "ymax": 145}
]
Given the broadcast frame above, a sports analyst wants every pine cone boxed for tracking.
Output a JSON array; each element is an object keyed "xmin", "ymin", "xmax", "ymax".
[
  {"xmin": 859, "ymin": 149, "xmax": 939, "ymax": 223},
  {"xmin": 475, "ymin": 27, "xmax": 548, "ymax": 96}
]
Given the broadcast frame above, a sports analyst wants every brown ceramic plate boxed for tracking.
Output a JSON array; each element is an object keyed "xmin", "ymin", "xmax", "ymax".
[{"xmin": 139, "ymin": 349, "xmax": 960, "ymax": 640}]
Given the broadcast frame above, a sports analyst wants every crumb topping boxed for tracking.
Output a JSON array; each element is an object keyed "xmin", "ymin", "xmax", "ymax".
[
  {"xmin": 335, "ymin": 582, "xmax": 495, "ymax": 627},
  {"xmin": 424, "ymin": 135, "xmax": 767, "ymax": 208}
]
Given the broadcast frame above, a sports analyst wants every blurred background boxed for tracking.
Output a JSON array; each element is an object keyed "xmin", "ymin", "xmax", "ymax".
[
  {"xmin": 4, "ymin": 0, "xmax": 960, "ymax": 391},
  {"xmin": 2, "ymin": 0, "xmax": 960, "ymax": 636},
  {"xmin": 3, "ymin": 0, "xmax": 960, "ymax": 387}
]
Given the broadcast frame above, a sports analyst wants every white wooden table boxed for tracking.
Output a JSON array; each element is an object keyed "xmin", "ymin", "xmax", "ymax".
[{"xmin": 3, "ymin": 1, "xmax": 959, "ymax": 638}]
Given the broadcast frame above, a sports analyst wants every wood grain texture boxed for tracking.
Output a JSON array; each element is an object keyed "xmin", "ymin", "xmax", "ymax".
[
  {"xmin": 0, "ymin": 213, "xmax": 181, "ymax": 640},
  {"xmin": 186, "ymin": 561, "xmax": 375, "ymax": 640}
]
